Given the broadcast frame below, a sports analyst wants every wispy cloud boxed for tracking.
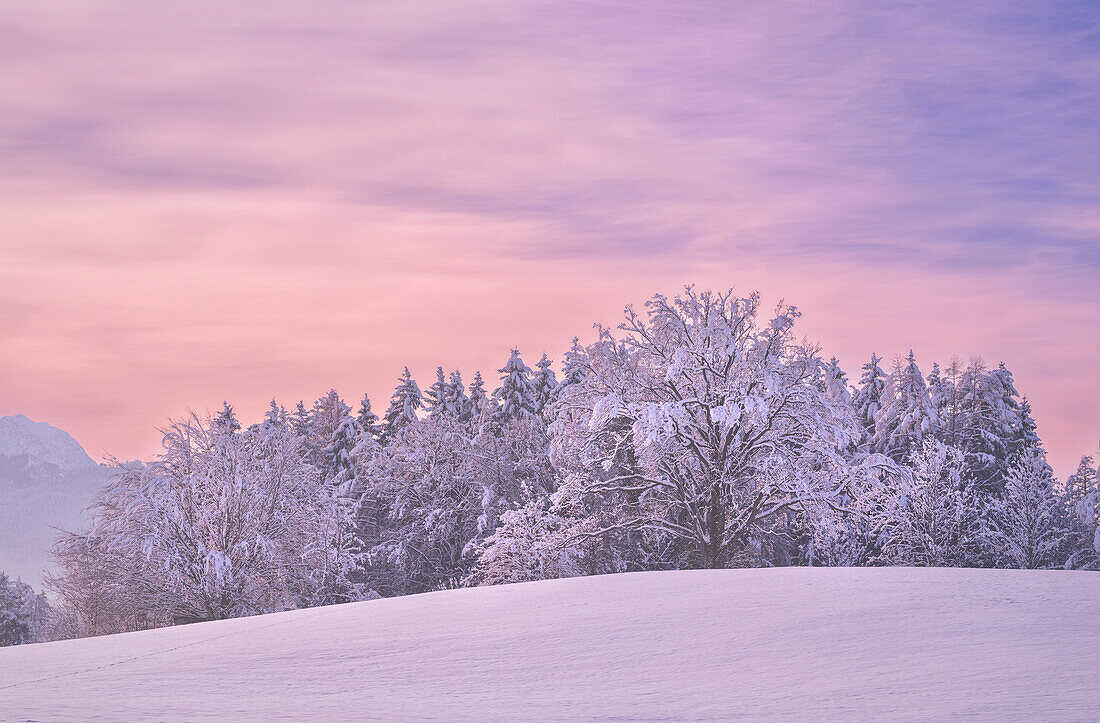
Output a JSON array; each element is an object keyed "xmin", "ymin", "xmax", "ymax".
[{"xmin": 0, "ymin": 1, "xmax": 1097, "ymax": 474}]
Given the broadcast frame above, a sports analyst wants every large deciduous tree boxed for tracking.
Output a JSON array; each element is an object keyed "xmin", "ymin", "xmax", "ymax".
[{"xmin": 553, "ymin": 288, "xmax": 862, "ymax": 568}]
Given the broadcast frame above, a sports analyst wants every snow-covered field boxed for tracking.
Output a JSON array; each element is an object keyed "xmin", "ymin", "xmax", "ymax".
[{"xmin": 1, "ymin": 568, "xmax": 1096, "ymax": 721}]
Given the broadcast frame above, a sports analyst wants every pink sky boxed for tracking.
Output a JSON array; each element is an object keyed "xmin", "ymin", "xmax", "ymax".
[{"xmin": 1, "ymin": 2, "xmax": 1097, "ymax": 478}]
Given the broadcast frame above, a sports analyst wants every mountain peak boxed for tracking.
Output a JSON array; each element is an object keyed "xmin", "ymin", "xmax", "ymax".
[{"xmin": 0, "ymin": 414, "xmax": 97, "ymax": 474}]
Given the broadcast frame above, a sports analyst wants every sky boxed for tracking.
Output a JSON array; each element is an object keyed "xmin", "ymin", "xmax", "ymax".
[{"xmin": 0, "ymin": 1, "xmax": 1097, "ymax": 478}]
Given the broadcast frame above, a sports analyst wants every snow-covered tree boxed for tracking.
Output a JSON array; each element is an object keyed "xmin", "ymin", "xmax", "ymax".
[
  {"xmin": 214, "ymin": 401, "xmax": 240, "ymax": 434},
  {"xmin": 552, "ymin": 288, "xmax": 862, "ymax": 569},
  {"xmin": 555, "ymin": 337, "xmax": 589, "ymax": 397},
  {"xmin": 979, "ymin": 450, "xmax": 1067, "ymax": 569},
  {"xmin": 533, "ymin": 353, "xmax": 558, "ymax": 415},
  {"xmin": 0, "ymin": 572, "xmax": 46, "ymax": 646},
  {"xmin": 356, "ymin": 393, "xmax": 381, "ymax": 442},
  {"xmin": 852, "ymin": 354, "xmax": 886, "ymax": 450},
  {"xmin": 823, "ymin": 357, "xmax": 852, "ymax": 405},
  {"xmin": 362, "ymin": 414, "xmax": 482, "ymax": 595},
  {"xmin": 49, "ymin": 413, "xmax": 365, "ymax": 636},
  {"xmin": 308, "ymin": 390, "xmax": 356, "ymax": 484},
  {"xmin": 423, "ymin": 367, "xmax": 452, "ymax": 418},
  {"xmin": 883, "ymin": 438, "xmax": 974, "ymax": 567},
  {"xmin": 493, "ymin": 349, "xmax": 538, "ymax": 420},
  {"xmin": 957, "ymin": 359, "xmax": 1020, "ymax": 494},
  {"xmin": 872, "ymin": 351, "xmax": 938, "ymax": 462},
  {"xmin": 323, "ymin": 416, "xmax": 362, "ymax": 491},
  {"xmin": 1011, "ymin": 396, "xmax": 1043, "ymax": 463},
  {"xmin": 260, "ymin": 399, "xmax": 287, "ymax": 432},
  {"xmin": 290, "ymin": 400, "xmax": 311, "ymax": 437},
  {"xmin": 468, "ymin": 371, "xmax": 490, "ymax": 420},
  {"xmin": 1063, "ymin": 452, "xmax": 1099, "ymax": 570},
  {"xmin": 466, "ymin": 500, "xmax": 584, "ymax": 586},
  {"xmin": 310, "ymin": 390, "xmax": 352, "ymax": 447},
  {"xmin": 447, "ymin": 370, "xmax": 473, "ymax": 422},
  {"xmin": 933, "ymin": 358, "xmax": 966, "ymax": 447},
  {"xmin": 380, "ymin": 368, "xmax": 422, "ymax": 444}
]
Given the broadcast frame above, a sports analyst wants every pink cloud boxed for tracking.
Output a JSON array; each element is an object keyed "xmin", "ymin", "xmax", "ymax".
[{"xmin": 0, "ymin": 2, "xmax": 1096, "ymax": 477}]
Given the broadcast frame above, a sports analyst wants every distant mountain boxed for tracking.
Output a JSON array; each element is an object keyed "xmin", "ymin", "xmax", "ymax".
[
  {"xmin": 0, "ymin": 414, "xmax": 98, "ymax": 476},
  {"xmin": 0, "ymin": 415, "xmax": 113, "ymax": 591}
]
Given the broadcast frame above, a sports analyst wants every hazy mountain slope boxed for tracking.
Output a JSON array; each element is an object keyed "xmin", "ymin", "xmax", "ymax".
[
  {"xmin": 0, "ymin": 415, "xmax": 112, "ymax": 589},
  {"xmin": 2, "ymin": 568, "xmax": 1097, "ymax": 721}
]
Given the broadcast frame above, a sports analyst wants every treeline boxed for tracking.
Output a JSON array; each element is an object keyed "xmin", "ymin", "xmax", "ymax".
[{"xmin": 13, "ymin": 287, "xmax": 1098, "ymax": 643}]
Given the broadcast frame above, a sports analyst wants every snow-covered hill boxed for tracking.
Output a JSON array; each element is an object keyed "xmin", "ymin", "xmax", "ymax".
[
  {"xmin": 2, "ymin": 568, "xmax": 1096, "ymax": 721},
  {"xmin": 0, "ymin": 415, "xmax": 112, "ymax": 589}
]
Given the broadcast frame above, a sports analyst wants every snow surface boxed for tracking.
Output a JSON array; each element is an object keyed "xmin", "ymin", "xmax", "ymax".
[
  {"xmin": 2, "ymin": 568, "xmax": 1097, "ymax": 721},
  {"xmin": 0, "ymin": 415, "xmax": 111, "ymax": 589}
]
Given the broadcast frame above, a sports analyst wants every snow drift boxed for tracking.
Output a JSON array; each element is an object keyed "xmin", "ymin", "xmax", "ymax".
[{"xmin": 2, "ymin": 568, "xmax": 1097, "ymax": 721}]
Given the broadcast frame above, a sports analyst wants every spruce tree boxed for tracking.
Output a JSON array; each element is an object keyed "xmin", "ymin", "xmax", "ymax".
[
  {"xmin": 323, "ymin": 416, "xmax": 362, "ymax": 490},
  {"xmin": 1011, "ymin": 396, "xmax": 1043, "ymax": 463},
  {"xmin": 852, "ymin": 353, "xmax": 886, "ymax": 450},
  {"xmin": 424, "ymin": 367, "xmax": 451, "ymax": 418},
  {"xmin": 823, "ymin": 356, "xmax": 852, "ymax": 405},
  {"xmin": 936, "ymin": 358, "xmax": 965, "ymax": 447},
  {"xmin": 290, "ymin": 400, "xmax": 311, "ymax": 438},
  {"xmin": 1063, "ymin": 453, "xmax": 1099, "ymax": 569},
  {"xmin": 468, "ymin": 371, "xmax": 490, "ymax": 420},
  {"xmin": 213, "ymin": 401, "xmax": 240, "ymax": 434},
  {"xmin": 533, "ymin": 353, "xmax": 559, "ymax": 414},
  {"xmin": 957, "ymin": 359, "xmax": 1019, "ymax": 494},
  {"xmin": 260, "ymin": 400, "xmax": 287, "ymax": 433},
  {"xmin": 871, "ymin": 351, "xmax": 938, "ymax": 462},
  {"xmin": 380, "ymin": 367, "xmax": 422, "ymax": 443},
  {"xmin": 554, "ymin": 337, "xmax": 588, "ymax": 397},
  {"xmin": 356, "ymin": 393, "xmax": 380, "ymax": 441},
  {"xmin": 310, "ymin": 390, "xmax": 351, "ymax": 438},
  {"xmin": 980, "ymin": 450, "xmax": 1067, "ymax": 569},
  {"xmin": 310, "ymin": 390, "xmax": 354, "ymax": 478},
  {"xmin": 493, "ymin": 349, "xmax": 538, "ymax": 420},
  {"xmin": 447, "ymin": 370, "xmax": 473, "ymax": 422}
]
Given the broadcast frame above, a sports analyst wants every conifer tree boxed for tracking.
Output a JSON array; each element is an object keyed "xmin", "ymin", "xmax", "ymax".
[
  {"xmin": 447, "ymin": 370, "xmax": 473, "ymax": 422},
  {"xmin": 424, "ymin": 367, "xmax": 452, "ymax": 417},
  {"xmin": 935, "ymin": 358, "xmax": 966, "ymax": 447},
  {"xmin": 872, "ymin": 351, "xmax": 938, "ymax": 462},
  {"xmin": 553, "ymin": 337, "xmax": 588, "ymax": 401},
  {"xmin": 533, "ymin": 353, "xmax": 559, "ymax": 414},
  {"xmin": 957, "ymin": 359, "xmax": 1019, "ymax": 494},
  {"xmin": 380, "ymin": 367, "xmax": 422, "ymax": 443},
  {"xmin": 884, "ymin": 438, "xmax": 974, "ymax": 567},
  {"xmin": 468, "ymin": 371, "xmax": 489, "ymax": 420},
  {"xmin": 493, "ymin": 349, "xmax": 538, "ymax": 420},
  {"xmin": 852, "ymin": 354, "xmax": 886, "ymax": 449},
  {"xmin": 1063, "ymin": 453, "xmax": 1099, "ymax": 569},
  {"xmin": 0, "ymin": 572, "xmax": 32, "ymax": 647},
  {"xmin": 356, "ymin": 393, "xmax": 380, "ymax": 441},
  {"xmin": 978, "ymin": 450, "xmax": 1067, "ymax": 569},
  {"xmin": 323, "ymin": 416, "xmax": 362, "ymax": 490},
  {"xmin": 214, "ymin": 401, "xmax": 241, "ymax": 434},
  {"xmin": 823, "ymin": 357, "xmax": 852, "ymax": 405},
  {"xmin": 290, "ymin": 400, "xmax": 311, "ymax": 438},
  {"xmin": 262, "ymin": 399, "xmax": 287, "ymax": 431},
  {"xmin": 1011, "ymin": 396, "xmax": 1042, "ymax": 463}
]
